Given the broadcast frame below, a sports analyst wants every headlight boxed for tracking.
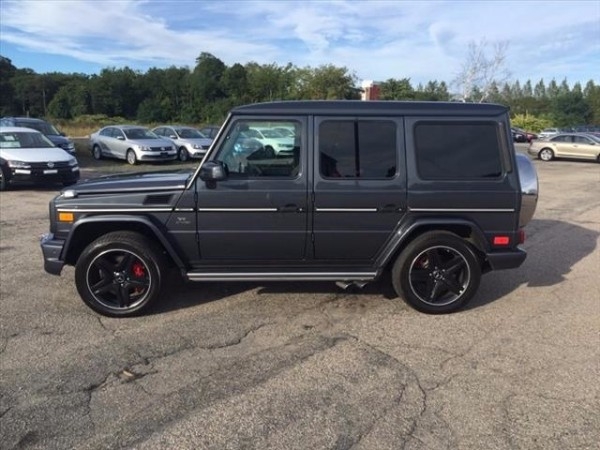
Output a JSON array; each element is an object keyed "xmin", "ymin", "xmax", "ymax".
[
  {"xmin": 7, "ymin": 160, "xmax": 31, "ymax": 169},
  {"xmin": 192, "ymin": 144, "xmax": 200, "ymax": 149},
  {"xmin": 68, "ymin": 158, "xmax": 78, "ymax": 167},
  {"xmin": 136, "ymin": 145, "xmax": 151, "ymax": 152}
]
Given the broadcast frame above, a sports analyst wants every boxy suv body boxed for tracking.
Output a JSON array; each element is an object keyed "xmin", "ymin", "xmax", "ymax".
[
  {"xmin": 0, "ymin": 117, "xmax": 76, "ymax": 154},
  {"xmin": 40, "ymin": 101, "xmax": 538, "ymax": 317}
]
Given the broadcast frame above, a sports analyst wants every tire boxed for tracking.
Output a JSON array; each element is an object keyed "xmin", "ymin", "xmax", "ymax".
[
  {"xmin": 126, "ymin": 149, "xmax": 137, "ymax": 165},
  {"xmin": 74, "ymin": 231, "xmax": 165, "ymax": 317},
  {"xmin": 92, "ymin": 145, "xmax": 103, "ymax": 160},
  {"xmin": 538, "ymin": 148, "xmax": 554, "ymax": 161},
  {"xmin": 0, "ymin": 166, "xmax": 8, "ymax": 191},
  {"xmin": 392, "ymin": 231, "xmax": 482, "ymax": 314},
  {"xmin": 178, "ymin": 147, "xmax": 189, "ymax": 162}
]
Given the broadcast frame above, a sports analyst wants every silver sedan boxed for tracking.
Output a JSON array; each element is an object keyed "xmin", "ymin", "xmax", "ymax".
[
  {"xmin": 152, "ymin": 126, "xmax": 212, "ymax": 161},
  {"xmin": 89, "ymin": 125, "xmax": 177, "ymax": 165}
]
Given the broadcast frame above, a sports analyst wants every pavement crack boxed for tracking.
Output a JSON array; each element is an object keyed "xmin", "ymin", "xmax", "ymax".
[{"xmin": 202, "ymin": 323, "xmax": 269, "ymax": 350}]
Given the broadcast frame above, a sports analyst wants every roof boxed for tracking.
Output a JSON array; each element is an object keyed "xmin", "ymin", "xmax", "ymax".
[{"xmin": 231, "ymin": 100, "xmax": 509, "ymax": 116}]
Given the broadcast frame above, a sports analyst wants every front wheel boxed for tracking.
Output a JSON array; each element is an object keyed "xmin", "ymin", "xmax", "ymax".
[
  {"xmin": 178, "ymin": 147, "xmax": 189, "ymax": 162},
  {"xmin": 126, "ymin": 149, "xmax": 137, "ymax": 165},
  {"xmin": 0, "ymin": 166, "xmax": 8, "ymax": 191},
  {"xmin": 74, "ymin": 231, "xmax": 165, "ymax": 317},
  {"xmin": 538, "ymin": 148, "xmax": 554, "ymax": 161},
  {"xmin": 92, "ymin": 145, "xmax": 103, "ymax": 160},
  {"xmin": 392, "ymin": 232, "xmax": 482, "ymax": 314}
]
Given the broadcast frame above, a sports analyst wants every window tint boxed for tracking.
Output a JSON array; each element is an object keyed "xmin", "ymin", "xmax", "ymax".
[
  {"xmin": 216, "ymin": 120, "xmax": 301, "ymax": 178},
  {"xmin": 319, "ymin": 120, "xmax": 396, "ymax": 179},
  {"xmin": 552, "ymin": 135, "xmax": 572, "ymax": 143},
  {"xmin": 414, "ymin": 122, "xmax": 503, "ymax": 179}
]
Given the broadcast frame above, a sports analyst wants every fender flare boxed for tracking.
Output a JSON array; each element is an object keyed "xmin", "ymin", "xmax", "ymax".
[
  {"xmin": 375, "ymin": 217, "xmax": 489, "ymax": 269},
  {"xmin": 63, "ymin": 215, "xmax": 186, "ymax": 269}
]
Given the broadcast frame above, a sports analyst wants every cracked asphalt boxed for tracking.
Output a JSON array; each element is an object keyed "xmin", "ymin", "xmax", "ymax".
[{"xmin": 1, "ymin": 147, "xmax": 599, "ymax": 449}]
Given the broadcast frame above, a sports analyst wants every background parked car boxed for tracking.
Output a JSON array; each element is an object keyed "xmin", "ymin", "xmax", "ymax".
[
  {"xmin": 511, "ymin": 127, "xmax": 537, "ymax": 142},
  {"xmin": 528, "ymin": 133, "xmax": 600, "ymax": 162},
  {"xmin": 538, "ymin": 128, "xmax": 561, "ymax": 139},
  {"xmin": 152, "ymin": 125, "xmax": 212, "ymax": 161},
  {"xmin": 244, "ymin": 127, "xmax": 295, "ymax": 154},
  {"xmin": 89, "ymin": 125, "xmax": 177, "ymax": 165},
  {"xmin": 0, "ymin": 117, "xmax": 76, "ymax": 155},
  {"xmin": 0, "ymin": 126, "xmax": 79, "ymax": 190},
  {"xmin": 199, "ymin": 125, "xmax": 221, "ymax": 140}
]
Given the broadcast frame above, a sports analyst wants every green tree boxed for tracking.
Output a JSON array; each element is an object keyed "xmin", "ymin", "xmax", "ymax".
[
  {"xmin": 379, "ymin": 78, "xmax": 415, "ymax": 100},
  {"xmin": 551, "ymin": 92, "xmax": 592, "ymax": 126}
]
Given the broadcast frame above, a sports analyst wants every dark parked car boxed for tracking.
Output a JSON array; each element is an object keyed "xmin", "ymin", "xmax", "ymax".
[
  {"xmin": 0, "ymin": 117, "xmax": 76, "ymax": 154},
  {"xmin": 511, "ymin": 127, "xmax": 537, "ymax": 143},
  {"xmin": 41, "ymin": 101, "xmax": 538, "ymax": 317}
]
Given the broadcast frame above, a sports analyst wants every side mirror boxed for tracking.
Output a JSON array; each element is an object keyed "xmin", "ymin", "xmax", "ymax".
[
  {"xmin": 116, "ymin": 136, "xmax": 125, "ymax": 140},
  {"xmin": 199, "ymin": 161, "xmax": 227, "ymax": 184},
  {"xmin": 169, "ymin": 135, "xmax": 177, "ymax": 139}
]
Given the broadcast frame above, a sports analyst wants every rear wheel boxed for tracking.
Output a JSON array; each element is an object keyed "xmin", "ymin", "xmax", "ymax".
[
  {"xmin": 392, "ymin": 232, "xmax": 481, "ymax": 314},
  {"xmin": 126, "ymin": 149, "xmax": 137, "ymax": 165},
  {"xmin": 538, "ymin": 148, "xmax": 554, "ymax": 161},
  {"xmin": 75, "ymin": 231, "xmax": 165, "ymax": 317}
]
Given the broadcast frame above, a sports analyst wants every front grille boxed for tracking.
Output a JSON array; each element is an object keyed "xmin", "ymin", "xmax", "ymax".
[
  {"xmin": 30, "ymin": 161, "xmax": 72, "ymax": 169},
  {"xmin": 150, "ymin": 146, "xmax": 171, "ymax": 152}
]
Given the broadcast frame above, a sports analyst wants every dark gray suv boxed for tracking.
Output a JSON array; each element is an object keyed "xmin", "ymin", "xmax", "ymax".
[
  {"xmin": 0, "ymin": 117, "xmax": 76, "ymax": 154},
  {"xmin": 41, "ymin": 101, "xmax": 538, "ymax": 316}
]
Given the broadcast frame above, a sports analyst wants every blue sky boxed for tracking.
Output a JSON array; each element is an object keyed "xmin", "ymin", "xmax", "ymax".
[{"xmin": 1, "ymin": 0, "xmax": 599, "ymax": 88}]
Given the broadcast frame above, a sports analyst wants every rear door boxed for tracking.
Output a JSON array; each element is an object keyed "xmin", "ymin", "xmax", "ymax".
[{"xmin": 312, "ymin": 116, "xmax": 407, "ymax": 262}]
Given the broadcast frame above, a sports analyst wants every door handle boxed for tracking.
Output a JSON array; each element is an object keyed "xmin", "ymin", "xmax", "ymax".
[
  {"xmin": 279, "ymin": 204, "xmax": 303, "ymax": 212},
  {"xmin": 379, "ymin": 204, "xmax": 401, "ymax": 212}
]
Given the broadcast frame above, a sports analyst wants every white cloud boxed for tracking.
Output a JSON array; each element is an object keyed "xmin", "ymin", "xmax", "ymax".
[{"xmin": 0, "ymin": 0, "xmax": 598, "ymax": 85}]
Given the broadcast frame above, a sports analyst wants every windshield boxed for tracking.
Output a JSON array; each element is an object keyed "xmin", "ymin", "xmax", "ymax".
[
  {"xmin": 0, "ymin": 131, "xmax": 56, "ymax": 148},
  {"xmin": 16, "ymin": 121, "xmax": 61, "ymax": 136},
  {"xmin": 177, "ymin": 128, "xmax": 205, "ymax": 139},
  {"xmin": 123, "ymin": 128, "xmax": 158, "ymax": 140}
]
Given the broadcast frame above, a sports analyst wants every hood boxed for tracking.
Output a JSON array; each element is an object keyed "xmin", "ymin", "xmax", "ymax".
[
  {"xmin": 46, "ymin": 134, "xmax": 71, "ymax": 145},
  {"xmin": 176, "ymin": 137, "xmax": 212, "ymax": 147},
  {"xmin": 129, "ymin": 138, "xmax": 174, "ymax": 148},
  {"xmin": 0, "ymin": 146, "xmax": 76, "ymax": 163},
  {"xmin": 68, "ymin": 169, "xmax": 194, "ymax": 195}
]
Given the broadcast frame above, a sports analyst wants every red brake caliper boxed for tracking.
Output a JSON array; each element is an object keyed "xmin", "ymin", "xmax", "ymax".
[{"xmin": 131, "ymin": 261, "xmax": 146, "ymax": 294}]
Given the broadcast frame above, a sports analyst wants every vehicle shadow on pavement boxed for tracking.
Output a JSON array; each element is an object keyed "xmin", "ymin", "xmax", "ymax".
[{"xmin": 468, "ymin": 218, "xmax": 598, "ymax": 310}]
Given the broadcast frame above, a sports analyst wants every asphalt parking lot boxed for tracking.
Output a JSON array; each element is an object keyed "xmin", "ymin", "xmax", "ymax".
[{"xmin": 1, "ymin": 144, "xmax": 599, "ymax": 449}]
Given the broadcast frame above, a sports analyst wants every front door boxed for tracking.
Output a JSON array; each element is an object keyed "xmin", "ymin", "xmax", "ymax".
[{"xmin": 195, "ymin": 117, "xmax": 308, "ymax": 263}]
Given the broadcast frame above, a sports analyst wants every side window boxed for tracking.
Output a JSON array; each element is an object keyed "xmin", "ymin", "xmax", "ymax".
[
  {"xmin": 100, "ymin": 128, "xmax": 112, "ymax": 137},
  {"xmin": 553, "ymin": 135, "xmax": 571, "ymax": 143},
  {"xmin": 573, "ymin": 135, "xmax": 591, "ymax": 144},
  {"xmin": 154, "ymin": 128, "xmax": 164, "ymax": 137},
  {"xmin": 414, "ymin": 121, "xmax": 503, "ymax": 179},
  {"xmin": 319, "ymin": 120, "xmax": 396, "ymax": 178},
  {"xmin": 215, "ymin": 119, "xmax": 301, "ymax": 178}
]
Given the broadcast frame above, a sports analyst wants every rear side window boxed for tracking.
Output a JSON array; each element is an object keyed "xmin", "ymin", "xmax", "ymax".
[
  {"xmin": 319, "ymin": 120, "xmax": 396, "ymax": 178},
  {"xmin": 414, "ymin": 122, "xmax": 503, "ymax": 179}
]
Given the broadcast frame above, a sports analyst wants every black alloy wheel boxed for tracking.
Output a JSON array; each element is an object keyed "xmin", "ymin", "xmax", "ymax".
[
  {"xmin": 75, "ymin": 232, "xmax": 165, "ymax": 317},
  {"xmin": 392, "ymin": 232, "xmax": 481, "ymax": 314}
]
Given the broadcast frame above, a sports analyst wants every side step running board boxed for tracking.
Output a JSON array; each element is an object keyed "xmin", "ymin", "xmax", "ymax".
[{"xmin": 186, "ymin": 271, "xmax": 378, "ymax": 282}]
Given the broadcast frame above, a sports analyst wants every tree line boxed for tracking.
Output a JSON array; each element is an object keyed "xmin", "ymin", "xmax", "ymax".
[{"xmin": 1, "ymin": 53, "xmax": 598, "ymax": 130}]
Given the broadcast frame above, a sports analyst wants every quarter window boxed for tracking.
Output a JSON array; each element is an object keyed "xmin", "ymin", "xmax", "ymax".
[
  {"xmin": 319, "ymin": 120, "xmax": 396, "ymax": 178},
  {"xmin": 414, "ymin": 122, "xmax": 503, "ymax": 179}
]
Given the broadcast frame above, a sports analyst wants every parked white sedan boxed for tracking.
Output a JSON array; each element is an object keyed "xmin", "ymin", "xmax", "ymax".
[{"xmin": 89, "ymin": 125, "xmax": 177, "ymax": 165}]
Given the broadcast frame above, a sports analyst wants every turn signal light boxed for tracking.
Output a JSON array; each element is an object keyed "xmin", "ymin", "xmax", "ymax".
[
  {"xmin": 493, "ymin": 236, "xmax": 510, "ymax": 246},
  {"xmin": 58, "ymin": 212, "xmax": 74, "ymax": 223}
]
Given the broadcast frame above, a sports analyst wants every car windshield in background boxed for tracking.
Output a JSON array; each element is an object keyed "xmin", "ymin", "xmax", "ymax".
[
  {"xmin": 18, "ymin": 121, "xmax": 60, "ymax": 136},
  {"xmin": 124, "ymin": 128, "xmax": 157, "ymax": 140},
  {"xmin": 258, "ymin": 129, "xmax": 286, "ymax": 138},
  {"xmin": 0, "ymin": 131, "xmax": 55, "ymax": 148},
  {"xmin": 177, "ymin": 128, "xmax": 205, "ymax": 139}
]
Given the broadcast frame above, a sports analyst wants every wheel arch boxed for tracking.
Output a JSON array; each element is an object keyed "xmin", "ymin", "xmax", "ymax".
[
  {"xmin": 63, "ymin": 216, "xmax": 186, "ymax": 270},
  {"xmin": 377, "ymin": 218, "xmax": 488, "ymax": 272}
]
